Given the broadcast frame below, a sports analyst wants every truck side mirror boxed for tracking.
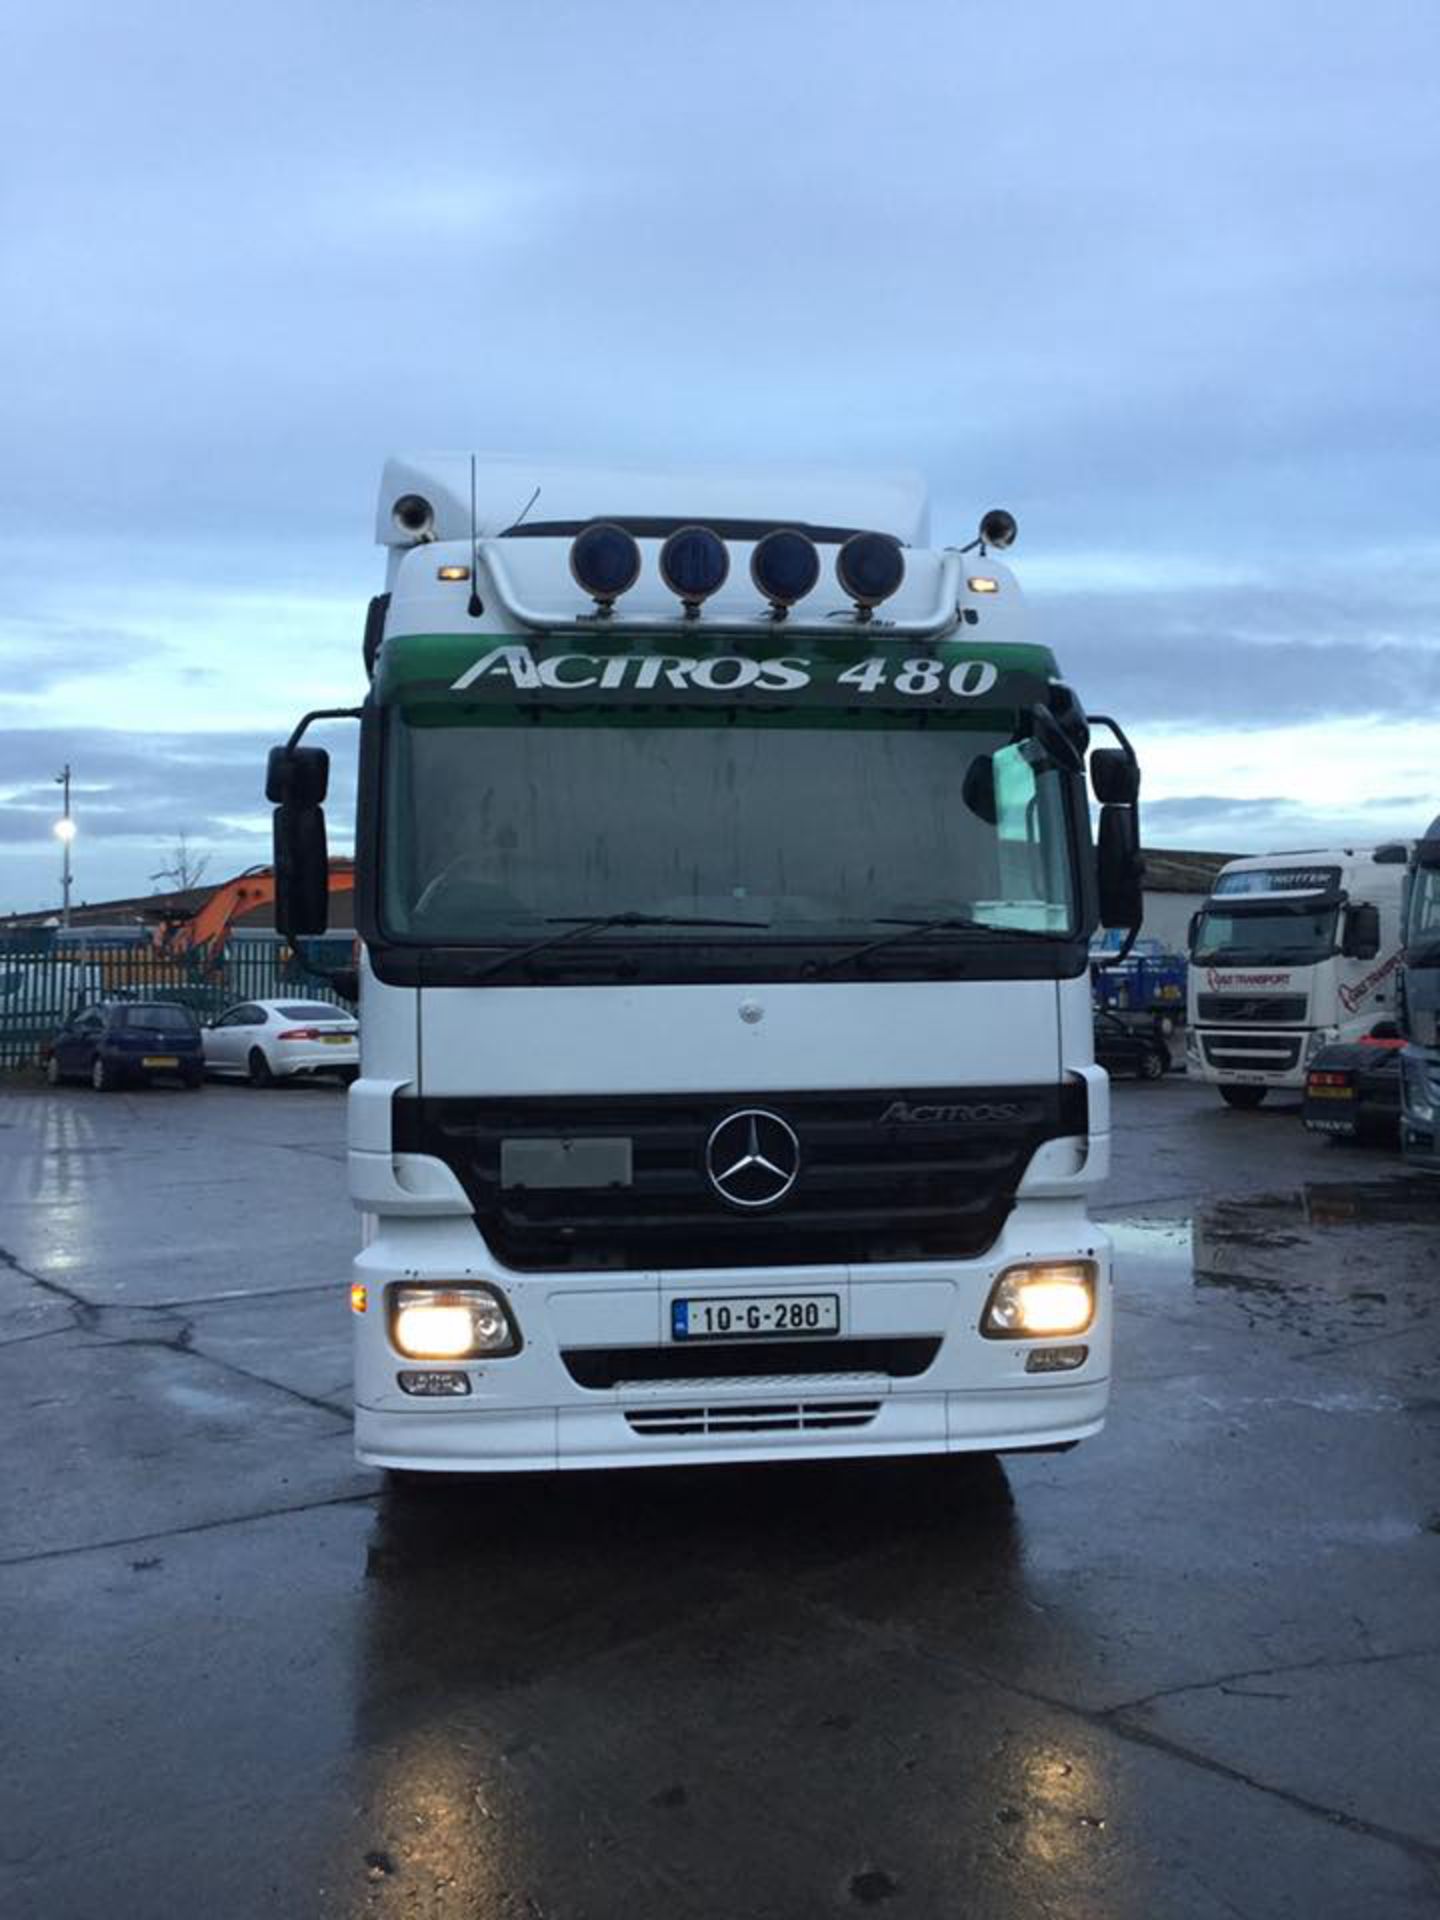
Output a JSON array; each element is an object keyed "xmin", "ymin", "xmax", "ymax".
[
  {"xmin": 1090, "ymin": 748, "xmax": 1139, "ymax": 805},
  {"xmin": 1342, "ymin": 901, "xmax": 1380, "ymax": 960},
  {"xmin": 1098, "ymin": 805, "xmax": 1144, "ymax": 930},
  {"xmin": 274, "ymin": 803, "xmax": 330, "ymax": 939},
  {"xmin": 1187, "ymin": 910, "xmax": 1201, "ymax": 954},
  {"xmin": 266, "ymin": 744, "xmax": 330, "ymax": 808},
  {"xmin": 268, "ymin": 743, "xmax": 331, "ymax": 939}
]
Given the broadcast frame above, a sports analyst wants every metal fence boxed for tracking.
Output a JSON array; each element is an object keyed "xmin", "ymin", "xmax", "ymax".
[{"xmin": 0, "ymin": 936, "xmax": 355, "ymax": 1068}]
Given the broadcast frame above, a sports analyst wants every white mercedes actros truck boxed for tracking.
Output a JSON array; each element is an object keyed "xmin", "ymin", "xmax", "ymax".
[
  {"xmin": 1185, "ymin": 847, "xmax": 1408, "ymax": 1108},
  {"xmin": 267, "ymin": 455, "xmax": 1143, "ymax": 1474}
]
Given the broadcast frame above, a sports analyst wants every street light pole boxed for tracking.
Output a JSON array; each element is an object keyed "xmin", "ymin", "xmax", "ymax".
[{"xmin": 54, "ymin": 765, "xmax": 75, "ymax": 930}]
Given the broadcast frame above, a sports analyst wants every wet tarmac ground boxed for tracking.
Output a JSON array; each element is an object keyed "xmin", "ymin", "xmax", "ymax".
[{"xmin": 1, "ymin": 1075, "xmax": 1438, "ymax": 1918}]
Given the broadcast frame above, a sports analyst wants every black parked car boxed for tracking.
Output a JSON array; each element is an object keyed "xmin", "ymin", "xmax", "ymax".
[
  {"xmin": 1302, "ymin": 1027, "xmax": 1404, "ymax": 1144},
  {"xmin": 46, "ymin": 1000, "xmax": 205, "ymax": 1091},
  {"xmin": 1093, "ymin": 1009, "xmax": 1171, "ymax": 1081}
]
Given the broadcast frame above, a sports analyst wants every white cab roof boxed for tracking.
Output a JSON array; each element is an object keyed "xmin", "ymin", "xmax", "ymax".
[{"xmin": 378, "ymin": 454, "xmax": 932, "ymax": 548}]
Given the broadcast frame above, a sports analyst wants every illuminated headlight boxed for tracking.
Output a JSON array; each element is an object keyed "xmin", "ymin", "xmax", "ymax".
[
  {"xmin": 982, "ymin": 1262, "xmax": 1096, "ymax": 1339},
  {"xmin": 391, "ymin": 1285, "xmax": 518, "ymax": 1359}
]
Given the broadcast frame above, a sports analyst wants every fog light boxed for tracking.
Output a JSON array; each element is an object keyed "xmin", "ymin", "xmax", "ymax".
[
  {"xmin": 398, "ymin": 1369, "xmax": 473, "ymax": 1397},
  {"xmin": 659, "ymin": 525, "xmax": 729, "ymax": 613},
  {"xmin": 982, "ymin": 1262, "xmax": 1096, "ymax": 1339},
  {"xmin": 836, "ymin": 531, "xmax": 904, "ymax": 613},
  {"xmin": 391, "ymin": 1285, "xmax": 517, "ymax": 1359},
  {"xmin": 1026, "ymin": 1344, "xmax": 1088, "ymax": 1373},
  {"xmin": 570, "ymin": 521, "xmax": 642, "ymax": 609}
]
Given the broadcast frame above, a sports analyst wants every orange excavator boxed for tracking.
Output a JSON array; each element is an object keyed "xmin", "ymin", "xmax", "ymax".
[{"xmin": 159, "ymin": 861, "xmax": 356, "ymax": 958}]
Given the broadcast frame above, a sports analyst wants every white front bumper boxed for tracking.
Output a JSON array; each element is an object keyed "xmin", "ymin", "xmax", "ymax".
[
  {"xmin": 350, "ymin": 1205, "xmax": 1112, "ymax": 1473},
  {"xmin": 355, "ymin": 1381, "xmax": 1107, "ymax": 1472},
  {"xmin": 1189, "ymin": 1028, "xmax": 1311, "ymax": 1089}
]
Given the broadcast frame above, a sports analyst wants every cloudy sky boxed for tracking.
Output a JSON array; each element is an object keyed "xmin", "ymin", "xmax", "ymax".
[{"xmin": 2, "ymin": 0, "xmax": 1437, "ymax": 912}]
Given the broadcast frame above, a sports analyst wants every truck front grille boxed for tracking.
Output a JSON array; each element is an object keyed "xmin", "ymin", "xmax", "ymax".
[
  {"xmin": 1196, "ymin": 994, "xmax": 1308, "ymax": 1024},
  {"xmin": 393, "ymin": 1082, "xmax": 1087, "ymax": 1272}
]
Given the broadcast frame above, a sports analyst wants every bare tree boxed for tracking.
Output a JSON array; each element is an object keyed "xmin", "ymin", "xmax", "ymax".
[{"xmin": 150, "ymin": 833, "xmax": 212, "ymax": 894}]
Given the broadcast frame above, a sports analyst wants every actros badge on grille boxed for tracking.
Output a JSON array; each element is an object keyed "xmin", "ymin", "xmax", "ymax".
[{"xmin": 706, "ymin": 1109, "xmax": 800, "ymax": 1209}]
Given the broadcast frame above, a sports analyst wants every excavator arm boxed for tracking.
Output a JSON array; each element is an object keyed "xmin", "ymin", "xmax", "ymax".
[{"xmin": 163, "ymin": 862, "xmax": 355, "ymax": 958}]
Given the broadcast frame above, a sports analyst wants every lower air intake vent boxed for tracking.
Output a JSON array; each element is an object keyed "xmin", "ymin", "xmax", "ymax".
[{"xmin": 625, "ymin": 1399, "xmax": 881, "ymax": 1438}]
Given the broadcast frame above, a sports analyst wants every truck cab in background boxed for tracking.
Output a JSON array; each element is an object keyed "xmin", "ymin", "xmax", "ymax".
[
  {"xmin": 267, "ymin": 454, "xmax": 1144, "ymax": 1475},
  {"xmin": 1185, "ymin": 847, "xmax": 1408, "ymax": 1108},
  {"xmin": 1398, "ymin": 819, "xmax": 1440, "ymax": 1169}
]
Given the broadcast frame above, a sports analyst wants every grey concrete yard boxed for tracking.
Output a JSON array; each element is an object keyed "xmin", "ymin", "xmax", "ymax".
[{"xmin": 1, "ymin": 1073, "xmax": 1437, "ymax": 1918}]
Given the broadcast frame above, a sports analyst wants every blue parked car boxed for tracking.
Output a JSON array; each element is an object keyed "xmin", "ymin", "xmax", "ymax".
[{"xmin": 45, "ymin": 1000, "xmax": 204, "ymax": 1091}]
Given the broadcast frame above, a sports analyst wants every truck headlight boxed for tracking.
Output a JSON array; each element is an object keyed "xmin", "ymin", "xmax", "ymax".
[
  {"xmin": 1305, "ymin": 1027, "xmax": 1339, "ymax": 1062},
  {"xmin": 391, "ymin": 1285, "xmax": 518, "ymax": 1358},
  {"xmin": 982, "ymin": 1261, "xmax": 1096, "ymax": 1338}
]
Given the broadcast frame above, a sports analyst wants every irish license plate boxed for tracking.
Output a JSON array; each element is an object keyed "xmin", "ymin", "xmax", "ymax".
[
  {"xmin": 670, "ymin": 1294, "xmax": 841, "ymax": 1341},
  {"xmin": 323, "ymin": 1034, "xmax": 352, "ymax": 1045},
  {"xmin": 142, "ymin": 1055, "xmax": 179, "ymax": 1068}
]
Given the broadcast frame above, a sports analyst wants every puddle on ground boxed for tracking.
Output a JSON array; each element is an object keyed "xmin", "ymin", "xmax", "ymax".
[{"xmin": 1108, "ymin": 1177, "xmax": 1440, "ymax": 1334}]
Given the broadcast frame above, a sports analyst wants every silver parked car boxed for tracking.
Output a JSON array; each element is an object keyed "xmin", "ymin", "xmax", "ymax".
[{"xmin": 202, "ymin": 999, "xmax": 358, "ymax": 1086}]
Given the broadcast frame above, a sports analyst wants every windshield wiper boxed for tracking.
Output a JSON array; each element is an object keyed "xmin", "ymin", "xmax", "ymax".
[
  {"xmin": 468, "ymin": 911, "xmax": 771, "ymax": 982},
  {"xmin": 812, "ymin": 915, "xmax": 1067, "ymax": 976}
]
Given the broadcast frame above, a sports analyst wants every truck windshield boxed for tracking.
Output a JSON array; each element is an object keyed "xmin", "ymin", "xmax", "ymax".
[
  {"xmin": 1191, "ymin": 904, "xmax": 1338, "ymax": 966},
  {"xmin": 379, "ymin": 708, "xmax": 1078, "ymax": 960}
]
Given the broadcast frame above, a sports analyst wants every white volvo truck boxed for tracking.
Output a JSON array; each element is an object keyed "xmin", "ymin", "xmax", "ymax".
[
  {"xmin": 267, "ymin": 456, "xmax": 1143, "ymax": 1474},
  {"xmin": 1185, "ymin": 847, "xmax": 1408, "ymax": 1108}
]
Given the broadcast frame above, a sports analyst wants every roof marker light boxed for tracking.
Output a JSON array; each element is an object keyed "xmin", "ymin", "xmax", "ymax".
[
  {"xmin": 392, "ymin": 493, "xmax": 436, "ymax": 540},
  {"xmin": 836, "ymin": 531, "xmax": 905, "ymax": 619},
  {"xmin": 437, "ymin": 565, "xmax": 471, "ymax": 582},
  {"xmin": 968, "ymin": 575, "xmax": 1000, "ymax": 594},
  {"xmin": 659, "ymin": 525, "xmax": 729, "ymax": 617},
  {"xmin": 751, "ymin": 529, "xmax": 821, "ymax": 619},
  {"xmin": 569, "ymin": 522, "xmax": 642, "ymax": 613}
]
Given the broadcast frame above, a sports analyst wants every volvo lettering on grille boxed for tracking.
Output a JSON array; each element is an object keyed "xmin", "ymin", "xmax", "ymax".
[{"xmin": 706, "ymin": 1109, "xmax": 800, "ymax": 1209}]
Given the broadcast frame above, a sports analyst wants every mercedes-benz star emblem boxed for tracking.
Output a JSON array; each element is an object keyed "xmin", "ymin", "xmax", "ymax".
[{"xmin": 705, "ymin": 1109, "xmax": 800, "ymax": 1209}]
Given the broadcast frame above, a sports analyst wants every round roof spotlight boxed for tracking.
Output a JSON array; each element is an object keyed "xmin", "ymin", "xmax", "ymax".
[
  {"xmin": 978, "ymin": 508, "xmax": 1018, "ymax": 551},
  {"xmin": 750, "ymin": 528, "xmax": 821, "ymax": 619},
  {"xmin": 569, "ymin": 522, "xmax": 642, "ymax": 612},
  {"xmin": 659, "ymin": 525, "xmax": 730, "ymax": 616},
  {"xmin": 836, "ymin": 531, "xmax": 905, "ymax": 618},
  {"xmin": 392, "ymin": 493, "xmax": 436, "ymax": 540}
]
